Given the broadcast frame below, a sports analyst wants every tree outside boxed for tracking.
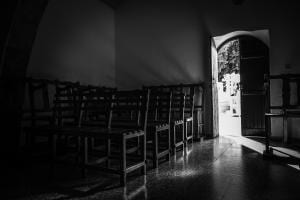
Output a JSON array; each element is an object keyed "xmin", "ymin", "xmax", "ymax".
[{"xmin": 218, "ymin": 39, "xmax": 240, "ymax": 82}]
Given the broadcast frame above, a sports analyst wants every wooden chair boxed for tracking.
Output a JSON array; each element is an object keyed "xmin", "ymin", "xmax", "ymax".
[
  {"xmin": 78, "ymin": 89, "xmax": 150, "ymax": 186},
  {"xmin": 142, "ymin": 83, "xmax": 204, "ymax": 145},
  {"xmin": 162, "ymin": 84, "xmax": 196, "ymax": 145},
  {"xmin": 193, "ymin": 85, "xmax": 205, "ymax": 141},
  {"xmin": 22, "ymin": 78, "xmax": 55, "ymax": 153},
  {"xmin": 78, "ymin": 85, "xmax": 117, "ymax": 149},
  {"xmin": 25, "ymin": 87, "xmax": 149, "ymax": 186},
  {"xmin": 145, "ymin": 90, "xmax": 172, "ymax": 168},
  {"xmin": 143, "ymin": 84, "xmax": 192, "ymax": 151},
  {"xmin": 170, "ymin": 93, "xmax": 185, "ymax": 152}
]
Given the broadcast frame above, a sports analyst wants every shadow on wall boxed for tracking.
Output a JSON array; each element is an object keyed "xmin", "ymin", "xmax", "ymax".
[
  {"xmin": 116, "ymin": 49, "xmax": 200, "ymax": 89},
  {"xmin": 115, "ymin": 0, "xmax": 207, "ymax": 90},
  {"xmin": 27, "ymin": 0, "xmax": 115, "ymax": 87}
]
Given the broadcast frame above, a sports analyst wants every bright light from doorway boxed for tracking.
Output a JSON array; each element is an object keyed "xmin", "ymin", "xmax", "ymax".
[{"xmin": 217, "ymin": 39, "xmax": 241, "ymax": 136}]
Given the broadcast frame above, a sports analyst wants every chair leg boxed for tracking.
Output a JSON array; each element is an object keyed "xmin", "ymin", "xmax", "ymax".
[
  {"xmin": 91, "ymin": 138, "xmax": 95, "ymax": 150},
  {"xmin": 153, "ymin": 130, "xmax": 158, "ymax": 168},
  {"xmin": 81, "ymin": 136, "xmax": 88, "ymax": 178},
  {"xmin": 121, "ymin": 173, "xmax": 126, "ymax": 187},
  {"xmin": 27, "ymin": 132, "xmax": 35, "ymax": 152},
  {"xmin": 120, "ymin": 136, "xmax": 127, "ymax": 186},
  {"xmin": 184, "ymin": 121, "xmax": 188, "ymax": 146},
  {"xmin": 172, "ymin": 125, "xmax": 176, "ymax": 153},
  {"xmin": 181, "ymin": 123, "xmax": 185, "ymax": 148},
  {"xmin": 186, "ymin": 120, "xmax": 194, "ymax": 144},
  {"xmin": 106, "ymin": 138, "xmax": 111, "ymax": 168},
  {"xmin": 50, "ymin": 134, "xmax": 57, "ymax": 179},
  {"xmin": 76, "ymin": 137, "xmax": 81, "ymax": 164},
  {"xmin": 141, "ymin": 135, "xmax": 146, "ymax": 175},
  {"xmin": 167, "ymin": 128, "xmax": 171, "ymax": 161},
  {"xmin": 191, "ymin": 120, "xmax": 194, "ymax": 143}
]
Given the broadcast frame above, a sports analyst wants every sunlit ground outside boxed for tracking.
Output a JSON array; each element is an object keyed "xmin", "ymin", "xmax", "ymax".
[
  {"xmin": 218, "ymin": 73, "xmax": 241, "ymax": 137},
  {"xmin": 219, "ymin": 114, "xmax": 241, "ymax": 136}
]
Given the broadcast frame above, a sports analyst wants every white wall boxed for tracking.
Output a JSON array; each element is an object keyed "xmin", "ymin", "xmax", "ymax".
[
  {"xmin": 115, "ymin": 0, "xmax": 208, "ymax": 90},
  {"xmin": 27, "ymin": 0, "xmax": 115, "ymax": 87},
  {"xmin": 115, "ymin": 0, "xmax": 213, "ymax": 136}
]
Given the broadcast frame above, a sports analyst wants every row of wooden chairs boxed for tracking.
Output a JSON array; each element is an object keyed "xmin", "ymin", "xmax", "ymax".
[
  {"xmin": 22, "ymin": 77, "xmax": 117, "ymax": 147},
  {"xmin": 143, "ymin": 83, "xmax": 204, "ymax": 147},
  {"xmin": 22, "ymin": 77, "xmax": 117, "ymax": 127},
  {"xmin": 23, "ymin": 79, "xmax": 147, "ymax": 186},
  {"xmin": 22, "ymin": 78, "xmax": 204, "ymax": 186}
]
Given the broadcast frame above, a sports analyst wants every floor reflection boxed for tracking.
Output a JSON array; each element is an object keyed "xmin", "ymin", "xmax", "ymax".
[
  {"xmin": 224, "ymin": 135, "xmax": 265, "ymax": 154},
  {"xmin": 123, "ymin": 175, "xmax": 147, "ymax": 200},
  {"xmin": 224, "ymin": 135, "xmax": 300, "ymax": 171},
  {"xmin": 10, "ymin": 136, "xmax": 300, "ymax": 200}
]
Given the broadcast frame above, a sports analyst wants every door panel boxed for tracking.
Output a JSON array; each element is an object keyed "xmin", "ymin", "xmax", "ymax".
[
  {"xmin": 241, "ymin": 92, "xmax": 265, "ymax": 135},
  {"xmin": 240, "ymin": 37, "xmax": 268, "ymax": 136},
  {"xmin": 240, "ymin": 58, "xmax": 265, "ymax": 91}
]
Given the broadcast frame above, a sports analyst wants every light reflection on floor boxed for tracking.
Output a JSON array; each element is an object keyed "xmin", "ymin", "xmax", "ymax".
[
  {"xmin": 224, "ymin": 135, "xmax": 265, "ymax": 154},
  {"xmin": 123, "ymin": 175, "xmax": 147, "ymax": 200},
  {"xmin": 224, "ymin": 135, "xmax": 300, "ymax": 171},
  {"xmin": 9, "ymin": 137, "xmax": 300, "ymax": 200}
]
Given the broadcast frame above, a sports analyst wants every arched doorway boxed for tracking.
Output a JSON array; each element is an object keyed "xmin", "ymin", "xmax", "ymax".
[{"xmin": 212, "ymin": 32, "xmax": 269, "ymax": 137}]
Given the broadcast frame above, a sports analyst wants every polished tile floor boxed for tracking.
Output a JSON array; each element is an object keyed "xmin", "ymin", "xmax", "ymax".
[{"xmin": 6, "ymin": 137, "xmax": 300, "ymax": 200}]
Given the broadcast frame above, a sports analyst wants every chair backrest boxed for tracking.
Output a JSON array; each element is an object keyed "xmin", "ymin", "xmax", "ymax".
[
  {"xmin": 53, "ymin": 81, "xmax": 82, "ymax": 127},
  {"xmin": 142, "ymin": 83, "xmax": 203, "ymax": 117},
  {"xmin": 80, "ymin": 89, "xmax": 113, "ymax": 128},
  {"xmin": 147, "ymin": 90, "xmax": 172, "ymax": 124},
  {"xmin": 87, "ymin": 85, "xmax": 117, "ymax": 93},
  {"xmin": 111, "ymin": 90, "xmax": 149, "ymax": 132},
  {"xmin": 143, "ymin": 84, "xmax": 189, "ymax": 122},
  {"xmin": 267, "ymin": 74, "xmax": 300, "ymax": 110},
  {"xmin": 171, "ymin": 93, "xmax": 185, "ymax": 121},
  {"xmin": 23, "ymin": 77, "xmax": 54, "ymax": 126},
  {"xmin": 183, "ymin": 86, "xmax": 195, "ymax": 118}
]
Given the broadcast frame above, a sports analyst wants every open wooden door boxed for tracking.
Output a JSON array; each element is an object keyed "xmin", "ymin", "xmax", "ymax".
[
  {"xmin": 240, "ymin": 36, "xmax": 269, "ymax": 136},
  {"xmin": 211, "ymin": 38, "xmax": 219, "ymax": 138}
]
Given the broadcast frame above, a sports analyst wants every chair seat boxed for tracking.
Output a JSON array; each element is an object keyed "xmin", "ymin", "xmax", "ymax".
[
  {"xmin": 81, "ymin": 121, "xmax": 107, "ymax": 127},
  {"xmin": 111, "ymin": 120, "xmax": 139, "ymax": 129},
  {"xmin": 172, "ymin": 120, "xmax": 184, "ymax": 125},
  {"xmin": 24, "ymin": 125, "xmax": 144, "ymax": 139},
  {"xmin": 185, "ymin": 116, "xmax": 193, "ymax": 122},
  {"xmin": 147, "ymin": 121, "xmax": 169, "ymax": 128}
]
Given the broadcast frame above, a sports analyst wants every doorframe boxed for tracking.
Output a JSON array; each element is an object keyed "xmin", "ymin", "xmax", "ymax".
[
  {"xmin": 211, "ymin": 32, "xmax": 270, "ymax": 138},
  {"xmin": 210, "ymin": 37, "xmax": 219, "ymax": 138}
]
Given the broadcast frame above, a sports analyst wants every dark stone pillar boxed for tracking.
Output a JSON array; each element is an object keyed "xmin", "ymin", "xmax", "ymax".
[{"xmin": 0, "ymin": 0, "xmax": 49, "ymax": 165}]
